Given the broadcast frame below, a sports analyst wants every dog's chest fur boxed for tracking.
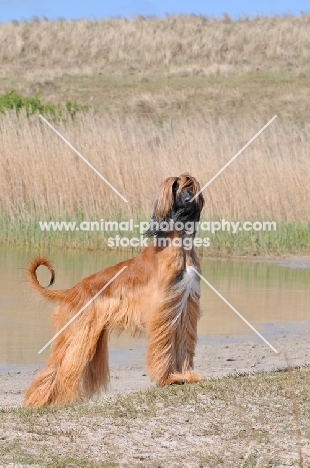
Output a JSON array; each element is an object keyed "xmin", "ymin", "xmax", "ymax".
[
  {"xmin": 171, "ymin": 265, "xmax": 200, "ymax": 325},
  {"xmin": 182, "ymin": 265, "xmax": 199, "ymax": 295}
]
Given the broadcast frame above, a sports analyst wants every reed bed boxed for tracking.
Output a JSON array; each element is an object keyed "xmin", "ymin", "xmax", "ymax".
[{"xmin": 0, "ymin": 112, "xmax": 309, "ymax": 254}]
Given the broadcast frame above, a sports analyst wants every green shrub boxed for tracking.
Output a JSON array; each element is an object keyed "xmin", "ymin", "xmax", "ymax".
[{"xmin": 0, "ymin": 90, "xmax": 85, "ymax": 118}]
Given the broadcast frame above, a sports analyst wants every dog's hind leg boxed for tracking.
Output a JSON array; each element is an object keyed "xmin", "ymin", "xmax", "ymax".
[
  {"xmin": 25, "ymin": 305, "xmax": 105, "ymax": 407},
  {"xmin": 81, "ymin": 328, "xmax": 110, "ymax": 398},
  {"xmin": 24, "ymin": 361, "xmax": 59, "ymax": 407}
]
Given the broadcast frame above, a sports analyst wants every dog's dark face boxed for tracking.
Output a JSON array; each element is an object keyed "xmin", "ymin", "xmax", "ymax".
[
  {"xmin": 170, "ymin": 180, "xmax": 199, "ymax": 224},
  {"xmin": 146, "ymin": 173, "xmax": 204, "ymax": 237}
]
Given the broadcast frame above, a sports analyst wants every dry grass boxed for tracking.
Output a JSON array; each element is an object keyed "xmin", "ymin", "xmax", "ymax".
[
  {"xmin": 1, "ymin": 367, "xmax": 309, "ymax": 466},
  {"xmin": 1, "ymin": 112, "xmax": 309, "ymax": 223},
  {"xmin": 0, "ymin": 16, "xmax": 310, "ymax": 121},
  {"xmin": 1, "ymin": 15, "xmax": 310, "ymax": 77}
]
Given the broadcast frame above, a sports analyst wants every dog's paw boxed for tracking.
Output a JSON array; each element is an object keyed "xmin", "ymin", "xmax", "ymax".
[
  {"xmin": 160, "ymin": 371, "xmax": 203, "ymax": 386},
  {"xmin": 184, "ymin": 371, "xmax": 204, "ymax": 383}
]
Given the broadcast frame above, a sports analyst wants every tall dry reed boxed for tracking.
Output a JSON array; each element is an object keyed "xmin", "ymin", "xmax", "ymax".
[{"xmin": 1, "ymin": 112, "xmax": 309, "ymax": 224}]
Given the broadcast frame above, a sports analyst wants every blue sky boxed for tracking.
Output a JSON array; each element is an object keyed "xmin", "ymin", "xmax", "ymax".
[{"xmin": 1, "ymin": 0, "xmax": 310, "ymax": 23}]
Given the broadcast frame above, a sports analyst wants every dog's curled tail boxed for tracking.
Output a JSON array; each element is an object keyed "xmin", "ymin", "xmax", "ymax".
[{"xmin": 28, "ymin": 257, "xmax": 69, "ymax": 302}]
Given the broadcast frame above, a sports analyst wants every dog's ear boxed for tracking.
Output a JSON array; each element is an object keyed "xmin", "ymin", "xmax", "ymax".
[
  {"xmin": 152, "ymin": 176, "xmax": 179, "ymax": 220},
  {"xmin": 193, "ymin": 176, "xmax": 205, "ymax": 214},
  {"xmin": 191, "ymin": 180, "xmax": 204, "ymax": 216},
  {"xmin": 196, "ymin": 191, "xmax": 205, "ymax": 214}
]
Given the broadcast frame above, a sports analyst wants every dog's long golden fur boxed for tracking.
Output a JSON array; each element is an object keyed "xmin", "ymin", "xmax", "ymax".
[{"xmin": 25, "ymin": 173, "xmax": 205, "ymax": 407}]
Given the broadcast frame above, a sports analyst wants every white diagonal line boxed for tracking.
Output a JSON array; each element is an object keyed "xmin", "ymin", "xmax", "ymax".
[
  {"xmin": 193, "ymin": 268, "xmax": 278, "ymax": 354},
  {"xmin": 191, "ymin": 115, "xmax": 277, "ymax": 201},
  {"xmin": 38, "ymin": 266, "xmax": 127, "ymax": 354},
  {"xmin": 39, "ymin": 114, "xmax": 128, "ymax": 203}
]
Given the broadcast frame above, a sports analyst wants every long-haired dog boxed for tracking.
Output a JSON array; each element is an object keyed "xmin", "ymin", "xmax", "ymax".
[{"xmin": 25, "ymin": 173, "xmax": 205, "ymax": 407}]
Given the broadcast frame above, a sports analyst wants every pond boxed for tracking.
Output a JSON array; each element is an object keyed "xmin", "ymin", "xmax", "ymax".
[{"xmin": 0, "ymin": 247, "xmax": 309, "ymax": 365}]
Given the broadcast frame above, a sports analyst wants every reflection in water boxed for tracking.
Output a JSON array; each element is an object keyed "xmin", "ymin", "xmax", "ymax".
[{"xmin": 0, "ymin": 246, "xmax": 309, "ymax": 365}]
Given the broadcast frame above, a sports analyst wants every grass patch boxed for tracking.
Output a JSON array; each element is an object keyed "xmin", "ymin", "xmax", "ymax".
[
  {"xmin": 1, "ymin": 367, "xmax": 309, "ymax": 466},
  {"xmin": 1, "ymin": 211, "xmax": 310, "ymax": 256},
  {"xmin": 0, "ymin": 442, "xmax": 110, "ymax": 467},
  {"xmin": 1, "ymin": 71, "xmax": 309, "ymax": 122}
]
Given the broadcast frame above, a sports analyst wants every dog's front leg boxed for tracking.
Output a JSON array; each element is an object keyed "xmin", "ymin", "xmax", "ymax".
[
  {"xmin": 145, "ymin": 306, "xmax": 177, "ymax": 386},
  {"xmin": 181, "ymin": 295, "xmax": 203, "ymax": 383},
  {"xmin": 145, "ymin": 293, "xmax": 203, "ymax": 386}
]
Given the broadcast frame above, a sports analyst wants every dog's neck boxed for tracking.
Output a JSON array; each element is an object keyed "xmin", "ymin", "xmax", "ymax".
[
  {"xmin": 150, "ymin": 228, "xmax": 197, "ymax": 269},
  {"xmin": 145, "ymin": 216, "xmax": 199, "ymax": 238}
]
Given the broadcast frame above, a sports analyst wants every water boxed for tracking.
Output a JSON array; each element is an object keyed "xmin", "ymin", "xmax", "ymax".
[{"xmin": 0, "ymin": 246, "xmax": 309, "ymax": 365}]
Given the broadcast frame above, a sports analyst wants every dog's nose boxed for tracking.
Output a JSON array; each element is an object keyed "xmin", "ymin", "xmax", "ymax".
[{"xmin": 184, "ymin": 193, "xmax": 192, "ymax": 203}]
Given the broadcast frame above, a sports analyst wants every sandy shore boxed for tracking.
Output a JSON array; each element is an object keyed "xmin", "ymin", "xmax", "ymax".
[{"xmin": 1, "ymin": 326, "xmax": 309, "ymax": 409}]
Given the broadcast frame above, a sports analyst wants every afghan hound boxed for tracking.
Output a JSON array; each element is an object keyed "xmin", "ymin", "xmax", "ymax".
[{"xmin": 25, "ymin": 173, "xmax": 205, "ymax": 407}]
